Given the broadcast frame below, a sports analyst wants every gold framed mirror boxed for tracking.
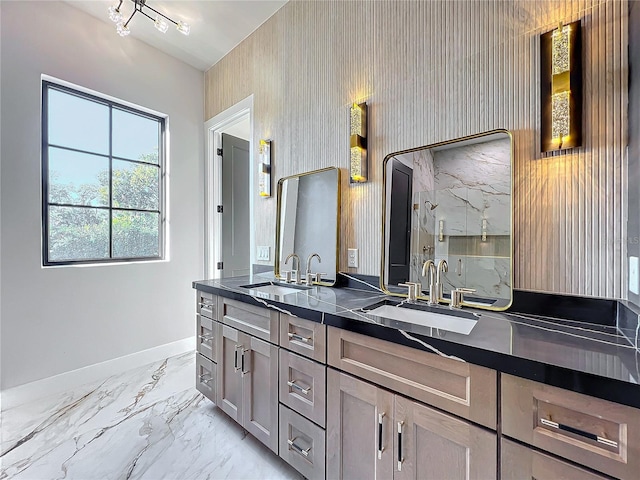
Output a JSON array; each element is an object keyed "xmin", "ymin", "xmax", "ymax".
[
  {"xmin": 275, "ymin": 167, "xmax": 341, "ymax": 286},
  {"xmin": 381, "ymin": 130, "xmax": 513, "ymax": 311}
]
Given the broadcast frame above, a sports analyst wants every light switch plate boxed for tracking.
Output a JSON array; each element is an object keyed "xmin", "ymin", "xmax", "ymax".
[
  {"xmin": 257, "ymin": 246, "xmax": 270, "ymax": 261},
  {"xmin": 630, "ymin": 256, "xmax": 639, "ymax": 295},
  {"xmin": 348, "ymin": 248, "xmax": 358, "ymax": 268}
]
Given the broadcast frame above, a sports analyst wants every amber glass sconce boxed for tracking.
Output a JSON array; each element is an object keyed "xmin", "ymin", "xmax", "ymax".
[
  {"xmin": 540, "ymin": 20, "xmax": 582, "ymax": 152},
  {"xmin": 350, "ymin": 102, "xmax": 367, "ymax": 182}
]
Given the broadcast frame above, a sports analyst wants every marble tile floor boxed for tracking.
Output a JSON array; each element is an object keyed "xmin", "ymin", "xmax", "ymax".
[{"xmin": 0, "ymin": 352, "xmax": 303, "ymax": 480}]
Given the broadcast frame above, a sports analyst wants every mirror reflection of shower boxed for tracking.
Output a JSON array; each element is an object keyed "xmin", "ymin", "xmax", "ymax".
[{"xmin": 425, "ymin": 200, "xmax": 438, "ymax": 210}]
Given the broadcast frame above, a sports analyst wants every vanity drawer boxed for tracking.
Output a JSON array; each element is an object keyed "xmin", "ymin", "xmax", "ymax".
[
  {"xmin": 501, "ymin": 374, "xmax": 640, "ymax": 479},
  {"xmin": 327, "ymin": 326, "xmax": 497, "ymax": 429},
  {"xmin": 501, "ymin": 438, "xmax": 607, "ymax": 480},
  {"xmin": 279, "ymin": 349, "xmax": 326, "ymax": 427},
  {"xmin": 196, "ymin": 353, "xmax": 216, "ymax": 403},
  {"xmin": 196, "ymin": 314, "xmax": 218, "ymax": 362},
  {"xmin": 218, "ymin": 297, "xmax": 279, "ymax": 344},
  {"xmin": 280, "ymin": 314, "xmax": 326, "ymax": 363},
  {"xmin": 279, "ymin": 404, "xmax": 326, "ymax": 480},
  {"xmin": 196, "ymin": 291, "xmax": 216, "ymax": 320}
]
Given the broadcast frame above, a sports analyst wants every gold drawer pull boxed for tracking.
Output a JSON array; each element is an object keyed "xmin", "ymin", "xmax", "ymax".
[
  {"xmin": 540, "ymin": 418, "xmax": 618, "ymax": 448},
  {"xmin": 287, "ymin": 438, "xmax": 311, "ymax": 457},
  {"xmin": 198, "ymin": 374, "xmax": 212, "ymax": 385},
  {"xmin": 199, "ymin": 302, "xmax": 214, "ymax": 309},
  {"xmin": 287, "ymin": 380, "xmax": 311, "ymax": 395},
  {"xmin": 198, "ymin": 334, "xmax": 213, "ymax": 341},
  {"xmin": 288, "ymin": 332, "xmax": 312, "ymax": 344}
]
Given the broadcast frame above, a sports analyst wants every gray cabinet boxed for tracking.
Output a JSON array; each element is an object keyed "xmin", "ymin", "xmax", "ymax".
[
  {"xmin": 501, "ymin": 374, "xmax": 640, "ymax": 479},
  {"xmin": 501, "ymin": 439, "xmax": 607, "ymax": 480},
  {"xmin": 195, "ymin": 292, "xmax": 218, "ymax": 403},
  {"xmin": 327, "ymin": 369, "xmax": 497, "ymax": 480},
  {"xmin": 196, "ymin": 353, "xmax": 216, "ymax": 403},
  {"xmin": 327, "ymin": 368, "xmax": 394, "ymax": 480},
  {"xmin": 394, "ymin": 394, "xmax": 496, "ymax": 480},
  {"xmin": 217, "ymin": 323, "xmax": 279, "ymax": 453}
]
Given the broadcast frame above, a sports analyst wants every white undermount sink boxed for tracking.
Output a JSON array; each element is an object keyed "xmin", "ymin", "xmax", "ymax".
[
  {"xmin": 247, "ymin": 284, "xmax": 302, "ymax": 296},
  {"xmin": 367, "ymin": 304, "xmax": 478, "ymax": 335}
]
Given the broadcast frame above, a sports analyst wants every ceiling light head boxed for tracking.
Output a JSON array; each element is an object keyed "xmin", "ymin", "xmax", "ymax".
[
  {"xmin": 177, "ymin": 21, "xmax": 191, "ymax": 36},
  {"xmin": 116, "ymin": 22, "xmax": 131, "ymax": 37},
  {"xmin": 154, "ymin": 15, "xmax": 169, "ymax": 33},
  {"xmin": 108, "ymin": 6, "xmax": 123, "ymax": 23}
]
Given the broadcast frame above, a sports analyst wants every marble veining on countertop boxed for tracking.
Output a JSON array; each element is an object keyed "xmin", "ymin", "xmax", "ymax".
[{"xmin": 194, "ymin": 273, "xmax": 640, "ymax": 409}]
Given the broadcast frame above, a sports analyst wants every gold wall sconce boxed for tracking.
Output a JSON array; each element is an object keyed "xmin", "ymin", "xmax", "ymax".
[
  {"xmin": 258, "ymin": 139, "xmax": 271, "ymax": 197},
  {"xmin": 540, "ymin": 20, "xmax": 582, "ymax": 152},
  {"xmin": 350, "ymin": 102, "xmax": 367, "ymax": 182}
]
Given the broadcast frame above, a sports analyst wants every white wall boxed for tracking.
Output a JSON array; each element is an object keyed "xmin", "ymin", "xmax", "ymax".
[{"xmin": 0, "ymin": 1, "xmax": 204, "ymax": 389}]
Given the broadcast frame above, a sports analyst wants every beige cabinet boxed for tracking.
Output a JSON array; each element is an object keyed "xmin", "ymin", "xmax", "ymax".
[
  {"xmin": 195, "ymin": 292, "xmax": 218, "ymax": 403},
  {"xmin": 217, "ymin": 323, "xmax": 279, "ymax": 453},
  {"xmin": 501, "ymin": 374, "xmax": 640, "ymax": 479},
  {"xmin": 328, "ymin": 326, "xmax": 497, "ymax": 429},
  {"xmin": 327, "ymin": 368, "xmax": 394, "ymax": 480},
  {"xmin": 501, "ymin": 438, "xmax": 607, "ymax": 480},
  {"xmin": 327, "ymin": 369, "xmax": 497, "ymax": 480}
]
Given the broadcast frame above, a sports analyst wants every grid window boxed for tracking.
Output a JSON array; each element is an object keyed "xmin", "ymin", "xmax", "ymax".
[{"xmin": 42, "ymin": 81, "xmax": 165, "ymax": 265}]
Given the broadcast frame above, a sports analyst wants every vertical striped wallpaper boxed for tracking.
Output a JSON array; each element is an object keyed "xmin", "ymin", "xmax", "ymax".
[{"xmin": 205, "ymin": 0, "xmax": 628, "ymax": 299}]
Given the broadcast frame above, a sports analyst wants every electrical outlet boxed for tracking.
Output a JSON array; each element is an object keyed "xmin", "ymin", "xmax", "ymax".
[
  {"xmin": 348, "ymin": 248, "xmax": 358, "ymax": 268},
  {"xmin": 630, "ymin": 256, "xmax": 639, "ymax": 295},
  {"xmin": 257, "ymin": 246, "xmax": 270, "ymax": 261}
]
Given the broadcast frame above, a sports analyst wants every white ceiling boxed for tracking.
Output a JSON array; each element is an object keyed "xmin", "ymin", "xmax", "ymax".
[{"xmin": 66, "ymin": 1, "xmax": 288, "ymax": 71}]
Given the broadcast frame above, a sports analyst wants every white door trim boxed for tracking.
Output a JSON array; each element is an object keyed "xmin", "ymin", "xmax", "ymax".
[{"xmin": 204, "ymin": 96, "xmax": 254, "ymax": 279}]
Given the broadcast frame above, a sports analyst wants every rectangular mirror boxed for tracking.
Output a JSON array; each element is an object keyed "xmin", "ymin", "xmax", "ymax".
[
  {"xmin": 275, "ymin": 167, "xmax": 340, "ymax": 285},
  {"xmin": 382, "ymin": 130, "xmax": 513, "ymax": 310}
]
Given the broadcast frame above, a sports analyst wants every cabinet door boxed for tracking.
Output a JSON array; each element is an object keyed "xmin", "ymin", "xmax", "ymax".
[
  {"xmin": 216, "ymin": 324, "xmax": 243, "ymax": 423},
  {"xmin": 242, "ymin": 335, "xmax": 279, "ymax": 453},
  {"xmin": 394, "ymin": 395, "xmax": 497, "ymax": 480},
  {"xmin": 501, "ymin": 438, "xmax": 607, "ymax": 480},
  {"xmin": 327, "ymin": 369, "xmax": 394, "ymax": 480}
]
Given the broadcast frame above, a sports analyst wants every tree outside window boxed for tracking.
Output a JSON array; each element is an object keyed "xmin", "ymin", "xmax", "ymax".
[{"xmin": 42, "ymin": 81, "xmax": 165, "ymax": 265}]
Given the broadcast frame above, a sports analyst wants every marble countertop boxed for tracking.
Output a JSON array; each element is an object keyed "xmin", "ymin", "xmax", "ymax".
[{"xmin": 193, "ymin": 274, "xmax": 640, "ymax": 409}]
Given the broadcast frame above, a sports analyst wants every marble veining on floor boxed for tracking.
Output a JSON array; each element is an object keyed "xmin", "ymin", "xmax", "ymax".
[{"xmin": 0, "ymin": 352, "xmax": 302, "ymax": 480}]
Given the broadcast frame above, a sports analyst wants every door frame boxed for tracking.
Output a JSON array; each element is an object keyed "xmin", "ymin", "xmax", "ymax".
[{"xmin": 204, "ymin": 95, "xmax": 254, "ymax": 279}]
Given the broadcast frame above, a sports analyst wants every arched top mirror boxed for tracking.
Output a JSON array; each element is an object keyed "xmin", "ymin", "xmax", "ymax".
[
  {"xmin": 275, "ymin": 167, "xmax": 340, "ymax": 286},
  {"xmin": 381, "ymin": 130, "xmax": 513, "ymax": 311}
]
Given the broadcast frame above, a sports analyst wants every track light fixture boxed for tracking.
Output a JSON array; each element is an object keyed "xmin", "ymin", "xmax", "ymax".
[{"xmin": 108, "ymin": 0, "xmax": 190, "ymax": 38}]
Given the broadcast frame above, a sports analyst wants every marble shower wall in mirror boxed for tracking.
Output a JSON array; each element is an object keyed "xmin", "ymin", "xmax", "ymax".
[{"xmin": 383, "ymin": 130, "xmax": 512, "ymax": 310}]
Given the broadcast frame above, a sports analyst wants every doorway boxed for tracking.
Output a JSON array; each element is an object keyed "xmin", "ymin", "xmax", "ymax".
[{"xmin": 204, "ymin": 96, "xmax": 254, "ymax": 279}]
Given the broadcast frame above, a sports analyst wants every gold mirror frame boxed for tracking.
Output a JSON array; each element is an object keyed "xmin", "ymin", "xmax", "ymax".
[
  {"xmin": 380, "ymin": 129, "xmax": 514, "ymax": 311},
  {"xmin": 275, "ymin": 167, "xmax": 341, "ymax": 286}
]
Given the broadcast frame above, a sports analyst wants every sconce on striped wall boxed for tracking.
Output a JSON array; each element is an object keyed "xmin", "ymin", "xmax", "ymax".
[
  {"xmin": 540, "ymin": 20, "xmax": 582, "ymax": 152},
  {"xmin": 350, "ymin": 102, "xmax": 367, "ymax": 183}
]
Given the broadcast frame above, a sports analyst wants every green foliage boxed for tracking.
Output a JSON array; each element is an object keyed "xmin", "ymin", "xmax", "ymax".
[{"xmin": 48, "ymin": 152, "xmax": 160, "ymax": 262}]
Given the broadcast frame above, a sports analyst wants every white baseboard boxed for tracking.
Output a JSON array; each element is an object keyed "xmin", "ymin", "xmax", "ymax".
[{"xmin": 1, "ymin": 337, "xmax": 194, "ymax": 410}]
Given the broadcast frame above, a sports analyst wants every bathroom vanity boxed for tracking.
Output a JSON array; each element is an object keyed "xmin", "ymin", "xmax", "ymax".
[
  {"xmin": 194, "ymin": 130, "xmax": 639, "ymax": 478},
  {"xmin": 193, "ymin": 276, "xmax": 640, "ymax": 479}
]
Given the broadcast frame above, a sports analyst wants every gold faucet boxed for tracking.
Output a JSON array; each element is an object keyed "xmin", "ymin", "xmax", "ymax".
[
  {"xmin": 435, "ymin": 259, "xmax": 448, "ymax": 303},
  {"xmin": 422, "ymin": 260, "xmax": 437, "ymax": 305}
]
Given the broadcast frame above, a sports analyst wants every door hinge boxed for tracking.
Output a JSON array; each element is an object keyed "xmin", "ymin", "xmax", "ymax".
[
  {"xmin": 216, "ymin": 148, "xmax": 223, "ymax": 156},
  {"xmin": 217, "ymin": 262, "xmax": 224, "ymax": 270},
  {"xmin": 217, "ymin": 205, "xmax": 223, "ymax": 213}
]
